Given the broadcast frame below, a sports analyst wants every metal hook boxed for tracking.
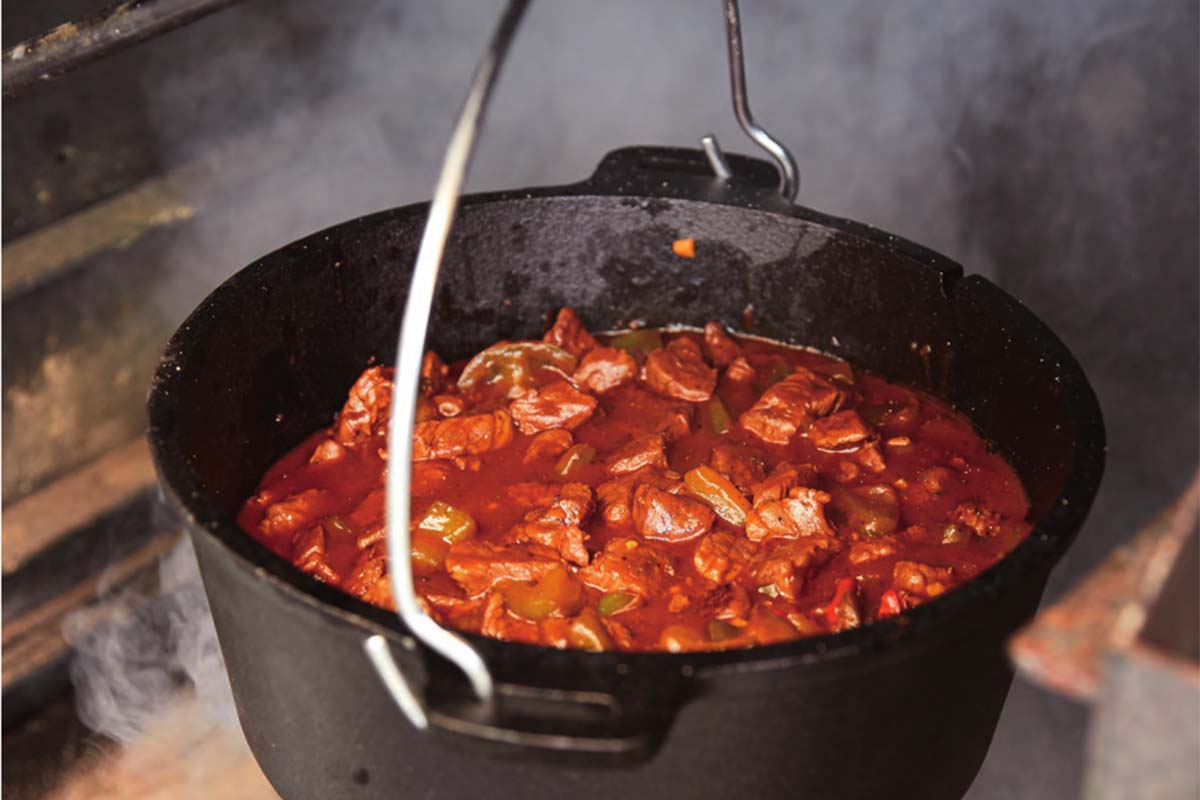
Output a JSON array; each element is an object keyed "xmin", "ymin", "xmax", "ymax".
[
  {"xmin": 367, "ymin": 0, "xmax": 531, "ymax": 730},
  {"xmin": 701, "ymin": 134, "xmax": 734, "ymax": 180},
  {"xmin": 720, "ymin": 0, "xmax": 799, "ymax": 200}
]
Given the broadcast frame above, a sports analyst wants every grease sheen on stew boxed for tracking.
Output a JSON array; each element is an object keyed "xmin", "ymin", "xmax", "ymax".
[{"xmin": 238, "ymin": 308, "xmax": 1031, "ymax": 652}]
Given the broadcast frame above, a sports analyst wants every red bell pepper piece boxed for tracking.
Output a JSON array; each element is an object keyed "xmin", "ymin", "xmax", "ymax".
[{"xmin": 878, "ymin": 588, "xmax": 904, "ymax": 619}]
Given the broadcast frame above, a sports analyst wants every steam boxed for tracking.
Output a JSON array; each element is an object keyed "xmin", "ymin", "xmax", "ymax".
[{"xmin": 62, "ymin": 535, "xmax": 237, "ymax": 745}]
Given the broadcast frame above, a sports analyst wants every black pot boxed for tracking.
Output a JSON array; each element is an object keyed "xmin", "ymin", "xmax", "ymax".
[{"xmin": 147, "ymin": 147, "xmax": 1105, "ymax": 800}]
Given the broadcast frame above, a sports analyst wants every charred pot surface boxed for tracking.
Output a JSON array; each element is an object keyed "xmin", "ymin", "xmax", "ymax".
[{"xmin": 147, "ymin": 147, "xmax": 1105, "ymax": 799}]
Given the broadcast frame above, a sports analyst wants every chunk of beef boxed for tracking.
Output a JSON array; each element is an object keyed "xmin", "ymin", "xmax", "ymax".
[
  {"xmin": 336, "ymin": 366, "xmax": 394, "ymax": 445},
  {"xmin": 362, "ymin": 574, "xmax": 394, "ymax": 610},
  {"xmin": 421, "ymin": 352, "xmax": 449, "ymax": 396},
  {"xmin": 848, "ymin": 537, "xmax": 898, "ymax": 565},
  {"xmin": 600, "ymin": 615, "xmax": 634, "ymax": 650},
  {"xmin": 703, "ymin": 322, "xmax": 743, "ymax": 367},
  {"xmin": 543, "ymin": 307, "xmax": 598, "ymax": 357},
  {"xmin": 753, "ymin": 537, "xmax": 841, "ymax": 602},
  {"xmin": 412, "ymin": 409, "xmax": 514, "ymax": 461},
  {"xmin": 356, "ymin": 525, "xmax": 385, "ymax": 549},
  {"xmin": 309, "ymin": 438, "xmax": 345, "ymax": 464},
  {"xmin": 653, "ymin": 406, "xmax": 693, "ymax": 441},
  {"xmin": 595, "ymin": 467, "xmax": 683, "ymax": 525},
  {"xmin": 738, "ymin": 367, "xmax": 842, "ymax": 445},
  {"xmin": 260, "ymin": 489, "xmax": 334, "ymax": 540},
  {"xmin": 346, "ymin": 489, "xmax": 383, "ymax": 529},
  {"xmin": 505, "ymin": 481, "xmax": 562, "ymax": 510},
  {"xmin": 856, "ymin": 442, "xmax": 887, "ymax": 473},
  {"xmin": 702, "ymin": 583, "xmax": 751, "ymax": 623},
  {"xmin": 693, "ymin": 531, "xmax": 759, "ymax": 583},
  {"xmin": 292, "ymin": 525, "xmax": 338, "ymax": 583},
  {"xmin": 412, "ymin": 461, "xmax": 453, "ymax": 494},
  {"xmin": 509, "ymin": 381, "xmax": 598, "ymax": 435},
  {"xmin": 830, "ymin": 460, "xmax": 860, "ymax": 483},
  {"xmin": 725, "ymin": 356, "xmax": 756, "ymax": 383},
  {"xmin": 445, "ymin": 541, "xmax": 563, "ymax": 597},
  {"xmin": 606, "ymin": 434, "xmax": 668, "ymax": 475},
  {"xmin": 522, "ymin": 429, "xmax": 574, "ymax": 464},
  {"xmin": 632, "ymin": 484, "xmax": 715, "ymax": 542},
  {"xmin": 748, "ymin": 462, "xmax": 819, "ymax": 506},
  {"xmin": 642, "ymin": 339, "xmax": 717, "ymax": 402},
  {"xmin": 893, "ymin": 560, "xmax": 954, "ymax": 598},
  {"xmin": 668, "ymin": 592, "xmax": 690, "ymax": 613},
  {"xmin": 951, "ymin": 502, "xmax": 1003, "ymax": 538},
  {"xmin": 918, "ymin": 466, "xmax": 954, "ymax": 494},
  {"xmin": 578, "ymin": 538, "xmax": 674, "ymax": 598},
  {"xmin": 808, "ymin": 410, "xmax": 873, "ymax": 451},
  {"xmin": 670, "ymin": 337, "xmax": 704, "ymax": 359},
  {"xmin": 453, "ymin": 456, "xmax": 482, "ymax": 472},
  {"xmin": 744, "ymin": 487, "xmax": 835, "ymax": 542},
  {"xmin": 573, "ymin": 347, "xmax": 637, "ymax": 394},
  {"xmin": 710, "ymin": 443, "xmax": 767, "ymax": 493},
  {"xmin": 347, "ymin": 543, "xmax": 387, "ymax": 598},
  {"xmin": 511, "ymin": 483, "xmax": 593, "ymax": 566},
  {"xmin": 423, "ymin": 592, "xmax": 486, "ymax": 627},
  {"xmin": 415, "ymin": 395, "xmax": 439, "ymax": 423}
]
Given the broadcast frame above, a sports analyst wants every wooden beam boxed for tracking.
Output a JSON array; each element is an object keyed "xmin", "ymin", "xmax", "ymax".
[{"xmin": 2, "ymin": 438, "xmax": 157, "ymax": 575}]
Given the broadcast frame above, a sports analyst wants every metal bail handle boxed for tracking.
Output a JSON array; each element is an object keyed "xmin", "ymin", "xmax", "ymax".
[
  {"xmin": 367, "ymin": 0, "xmax": 802, "ymax": 732},
  {"xmin": 365, "ymin": 0, "xmax": 531, "ymax": 730}
]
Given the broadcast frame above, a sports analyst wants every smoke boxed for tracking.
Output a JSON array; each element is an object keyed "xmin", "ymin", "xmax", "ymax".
[{"xmin": 62, "ymin": 535, "xmax": 237, "ymax": 745}]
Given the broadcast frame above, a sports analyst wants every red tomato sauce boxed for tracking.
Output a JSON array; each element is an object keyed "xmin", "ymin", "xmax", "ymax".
[{"xmin": 239, "ymin": 309, "xmax": 1031, "ymax": 652}]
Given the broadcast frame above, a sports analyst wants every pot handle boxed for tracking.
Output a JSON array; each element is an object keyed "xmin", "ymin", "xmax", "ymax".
[
  {"xmin": 366, "ymin": 634, "xmax": 692, "ymax": 765},
  {"xmin": 584, "ymin": 144, "xmax": 792, "ymax": 209},
  {"xmin": 427, "ymin": 677, "xmax": 691, "ymax": 764}
]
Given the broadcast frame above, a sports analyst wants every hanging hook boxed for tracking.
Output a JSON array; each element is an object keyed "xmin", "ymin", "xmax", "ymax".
[{"xmin": 721, "ymin": 0, "xmax": 799, "ymax": 200}]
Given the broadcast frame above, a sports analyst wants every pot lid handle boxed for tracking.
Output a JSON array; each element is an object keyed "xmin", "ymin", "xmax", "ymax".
[{"xmin": 369, "ymin": 0, "xmax": 533, "ymax": 730}]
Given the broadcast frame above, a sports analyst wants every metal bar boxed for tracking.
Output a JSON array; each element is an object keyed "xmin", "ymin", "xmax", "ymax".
[
  {"xmin": 722, "ymin": 0, "xmax": 799, "ymax": 200},
  {"xmin": 2, "ymin": 0, "xmax": 247, "ymax": 103},
  {"xmin": 368, "ymin": 0, "xmax": 532, "ymax": 730}
]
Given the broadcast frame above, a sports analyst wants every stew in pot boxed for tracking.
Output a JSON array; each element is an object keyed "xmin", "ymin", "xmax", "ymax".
[{"xmin": 239, "ymin": 308, "xmax": 1031, "ymax": 652}]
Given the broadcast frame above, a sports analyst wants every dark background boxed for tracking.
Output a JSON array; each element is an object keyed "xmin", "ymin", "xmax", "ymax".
[{"xmin": 3, "ymin": 1, "xmax": 1197, "ymax": 797}]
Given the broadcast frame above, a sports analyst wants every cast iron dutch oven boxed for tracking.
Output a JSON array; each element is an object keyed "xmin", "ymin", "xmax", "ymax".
[{"xmin": 146, "ymin": 146, "xmax": 1105, "ymax": 800}]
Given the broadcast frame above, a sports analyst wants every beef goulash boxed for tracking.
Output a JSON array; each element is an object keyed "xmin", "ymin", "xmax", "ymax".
[{"xmin": 239, "ymin": 307, "xmax": 1032, "ymax": 652}]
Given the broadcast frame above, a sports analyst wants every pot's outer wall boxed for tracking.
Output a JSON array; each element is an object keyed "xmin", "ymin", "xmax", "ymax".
[
  {"xmin": 192, "ymin": 517, "xmax": 1046, "ymax": 800},
  {"xmin": 149, "ymin": 150, "xmax": 1104, "ymax": 799}
]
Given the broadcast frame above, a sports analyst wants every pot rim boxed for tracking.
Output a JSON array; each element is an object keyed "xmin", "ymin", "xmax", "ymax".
[{"xmin": 146, "ymin": 147, "xmax": 1106, "ymax": 675}]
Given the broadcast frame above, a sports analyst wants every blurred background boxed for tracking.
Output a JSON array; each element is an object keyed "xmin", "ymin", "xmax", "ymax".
[{"xmin": 2, "ymin": 0, "xmax": 1197, "ymax": 797}]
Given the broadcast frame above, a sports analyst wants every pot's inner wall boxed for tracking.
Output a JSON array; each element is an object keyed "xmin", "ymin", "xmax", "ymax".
[{"xmin": 174, "ymin": 195, "xmax": 1073, "ymax": 524}]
